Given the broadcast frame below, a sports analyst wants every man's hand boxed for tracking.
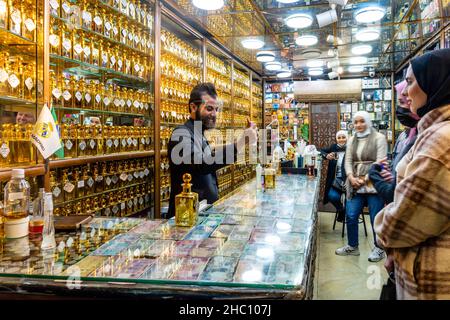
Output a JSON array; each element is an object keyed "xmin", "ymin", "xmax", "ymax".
[
  {"xmin": 380, "ymin": 170, "xmax": 394, "ymax": 183},
  {"xmin": 326, "ymin": 153, "xmax": 335, "ymax": 160}
]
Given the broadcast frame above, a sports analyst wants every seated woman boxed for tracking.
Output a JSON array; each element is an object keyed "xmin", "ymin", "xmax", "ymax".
[
  {"xmin": 335, "ymin": 111, "xmax": 387, "ymax": 262},
  {"xmin": 320, "ymin": 130, "xmax": 348, "ymax": 221}
]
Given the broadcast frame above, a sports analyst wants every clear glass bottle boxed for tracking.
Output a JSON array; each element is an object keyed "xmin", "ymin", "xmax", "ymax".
[
  {"xmin": 29, "ymin": 187, "xmax": 44, "ymax": 234},
  {"xmin": 62, "ymin": 169, "xmax": 75, "ymax": 202},
  {"xmin": 41, "ymin": 192, "xmax": 56, "ymax": 250},
  {"xmin": 3, "ymin": 169, "xmax": 30, "ymax": 219},
  {"xmin": 175, "ymin": 173, "xmax": 198, "ymax": 227},
  {"xmin": 0, "ymin": 124, "xmax": 12, "ymax": 167},
  {"xmin": 0, "ymin": 0, "xmax": 8, "ymax": 28}
]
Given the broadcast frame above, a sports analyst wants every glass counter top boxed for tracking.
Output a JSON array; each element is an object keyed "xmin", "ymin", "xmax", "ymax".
[{"xmin": 0, "ymin": 174, "xmax": 319, "ymax": 293}]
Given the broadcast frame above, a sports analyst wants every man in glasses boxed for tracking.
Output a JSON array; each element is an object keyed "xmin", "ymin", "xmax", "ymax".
[{"xmin": 167, "ymin": 83, "xmax": 257, "ymax": 218}]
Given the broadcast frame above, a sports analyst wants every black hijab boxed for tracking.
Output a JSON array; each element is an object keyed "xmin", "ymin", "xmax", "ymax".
[{"xmin": 411, "ymin": 49, "xmax": 450, "ymax": 117}]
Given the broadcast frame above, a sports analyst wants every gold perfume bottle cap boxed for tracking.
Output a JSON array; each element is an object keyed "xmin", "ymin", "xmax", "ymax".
[{"xmin": 181, "ymin": 173, "xmax": 192, "ymax": 193}]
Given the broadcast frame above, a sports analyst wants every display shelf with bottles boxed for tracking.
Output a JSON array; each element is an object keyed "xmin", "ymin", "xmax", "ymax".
[{"xmin": 251, "ymin": 78, "xmax": 263, "ymax": 128}]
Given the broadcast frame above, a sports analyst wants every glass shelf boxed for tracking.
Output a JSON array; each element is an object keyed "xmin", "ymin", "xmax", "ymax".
[
  {"xmin": 161, "ymin": 49, "xmax": 202, "ymax": 70},
  {"xmin": 0, "ymin": 95, "xmax": 36, "ymax": 106},
  {"xmin": 161, "ymin": 73, "xmax": 200, "ymax": 87},
  {"xmin": 50, "ymin": 54, "xmax": 151, "ymax": 89},
  {"xmin": 96, "ymin": 0, "xmax": 153, "ymax": 32},
  {"xmin": 53, "ymin": 105, "xmax": 152, "ymax": 118},
  {"xmin": 0, "ymin": 27, "xmax": 37, "ymax": 46}
]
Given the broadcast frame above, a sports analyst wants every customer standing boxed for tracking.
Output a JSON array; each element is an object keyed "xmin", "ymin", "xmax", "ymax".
[
  {"xmin": 335, "ymin": 111, "xmax": 387, "ymax": 262},
  {"xmin": 374, "ymin": 49, "xmax": 450, "ymax": 300},
  {"xmin": 369, "ymin": 80, "xmax": 420, "ymax": 204},
  {"xmin": 320, "ymin": 130, "xmax": 348, "ymax": 221}
]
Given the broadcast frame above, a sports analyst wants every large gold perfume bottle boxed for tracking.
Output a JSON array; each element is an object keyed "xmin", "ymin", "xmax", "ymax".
[
  {"xmin": 175, "ymin": 173, "xmax": 199, "ymax": 227},
  {"xmin": 61, "ymin": 123, "xmax": 77, "ymax": 158},
  {"xmin": 23, "ymin": 62, "xmax": 35, "ymax": 101},
  {"xmin": 0, "ymin": 124, "xmax": 12, "ymax": 166},
  {"xmin": 8, "ymin": 56, "xmax": 22, "ymax": 98},
  {"xmin": 22, "ymin": 0, "xmax": 36, "ymax": 42},
  {"xmin": 62, "ymin": 75, "xmax": 73, "ymax": 108},
  {"xmin": 77, "ymin": 124, "xmax": 87, "ymax": 156},
  {"xmin": 62, "ymin": 169, "xmax": 75, "ymax": 202},
  {"xmin": 75, "ymin": 166, "xmax": 85, "ymax": 198},
  {"xmin": 50, "ymin": 170, "xmax": 63, "ymax": 205},
  {"xmin": 13, "ymin": 124, "xmax": 34, "ymax": 165}
]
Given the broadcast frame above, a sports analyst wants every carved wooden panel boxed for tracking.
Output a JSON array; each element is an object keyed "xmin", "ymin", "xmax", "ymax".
[{"xmin": 310, "ymin": 103, "xmax": 339, "ymax": 209}]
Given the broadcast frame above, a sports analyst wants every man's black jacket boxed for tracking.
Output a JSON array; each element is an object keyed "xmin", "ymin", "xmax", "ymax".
[{"xmin": 167, "ymin": 119, "xmax": 237, "ymax": 218}]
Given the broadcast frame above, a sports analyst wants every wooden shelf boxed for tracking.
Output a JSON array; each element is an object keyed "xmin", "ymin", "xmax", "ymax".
[
  {"xmin": 0, "ymin": 165, "xmax": 45, "ymax": 182},
  {"xmin": 50, "ymin": 150, "xmax": 155, "ymax": 169}
]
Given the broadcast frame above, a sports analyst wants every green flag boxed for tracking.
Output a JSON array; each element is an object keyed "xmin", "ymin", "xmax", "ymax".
[{"xmin": 50, "ymin": 105, "xmax": 64, "ymax": 158}]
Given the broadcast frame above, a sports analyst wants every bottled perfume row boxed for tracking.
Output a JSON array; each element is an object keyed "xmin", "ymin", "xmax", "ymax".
[
  {"xmin": 160, "ymin": 100, "xmax": 190, "ymax": 125},
  {"xmin": 0, "ymin": 54, "xmax": 38, "ymax": 101},
  {"xmin": 160, "ymin": 155, "xmax": 170, "ymax": 202},
  {"xmin": 161, "ymin": 29, "xmax": 202, "ymax": 68},
  {"xmin": 0, "ymin": 124, "xmax": 36, "ymax": 167},
  {"xmin": 59, "ymin": 124, "xmax": 152, "ymax": 159},
  {"xmin": 0, "ymin": 0, "xmax": 38, "ymax": 42},
  {"xmin": 50, "ymin": 71, "xmax": 153, "ymax": 115},
  {"xmin": 161, "ymin": 55, "xmax": 201, "ymax": 86},
  {"xmin": 217, "ymin": 165, "xmax": 232, "ymax": 198},
  {"xmin": 161, "ymin": 77, "xmax": 197, "ymax": 102},
  {"xmin": 160, "ymin": 127, "xmax": 172, "ymax": 151}
]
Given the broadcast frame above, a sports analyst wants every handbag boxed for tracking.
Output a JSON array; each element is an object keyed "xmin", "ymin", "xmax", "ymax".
[
  {"xmin": 379, "ymin": 273, "xmax": 396, "ymax": 300},
  {"xmin": 332, "ymin": 176, "xmax": 345, "ymax": 192}
]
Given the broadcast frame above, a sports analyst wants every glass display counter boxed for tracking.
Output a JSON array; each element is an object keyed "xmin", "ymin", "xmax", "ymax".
[{"xmin": 0, "ymin": 174, "xmax": 319, "ymax": 299}]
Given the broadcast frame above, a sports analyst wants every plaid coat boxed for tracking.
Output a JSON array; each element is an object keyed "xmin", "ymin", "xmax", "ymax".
[{"xmin": 374, "ymin": 104, "xmax": 450, "ymax": 300}]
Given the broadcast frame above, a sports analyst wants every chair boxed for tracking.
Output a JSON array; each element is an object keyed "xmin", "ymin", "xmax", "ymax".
[{"xmin": 333, "ymin": 192, "xmax": 368, "ymax": 238}]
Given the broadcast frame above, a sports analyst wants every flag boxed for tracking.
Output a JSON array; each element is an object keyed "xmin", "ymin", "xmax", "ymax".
[
  {"xmin": 31, "ymin": 104, "xmax": 63, "ymax": 159},
  {"xmin": 50, "ymin": 105, "xmax": 64, "ymax": 158}
]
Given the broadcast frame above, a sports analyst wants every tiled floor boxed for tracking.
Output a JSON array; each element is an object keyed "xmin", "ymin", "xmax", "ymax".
[{"xmin": 314, "ymin": 211, "xmax": 388, "ymax": 300}]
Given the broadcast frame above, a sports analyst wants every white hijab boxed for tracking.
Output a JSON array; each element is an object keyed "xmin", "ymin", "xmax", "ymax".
[
  {"xmin": 353, "ymin": 111, "xmax": 372, "ymax": 138},
  {"xmin": 335, "ymin": 130, "xmax": 348, "ymax": 148}
]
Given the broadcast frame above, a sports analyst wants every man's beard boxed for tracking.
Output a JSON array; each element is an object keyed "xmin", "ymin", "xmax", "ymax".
[{"xmin": 195, "ymin": 109, "xmax": 216, "ymax": 130}]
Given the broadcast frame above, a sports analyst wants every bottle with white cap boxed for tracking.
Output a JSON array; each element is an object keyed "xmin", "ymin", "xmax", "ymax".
[
  {"xmin": 41, "ymin": 192, "xmax": 56, "ymax": 250},
  {"xmin": 3, "ymin": 169, "xmax": 30, "ymax": 220}
]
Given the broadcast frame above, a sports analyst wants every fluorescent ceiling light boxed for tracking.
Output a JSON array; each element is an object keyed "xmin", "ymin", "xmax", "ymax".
[
  {"xmin": 306, "ymin": 59, "xmax": 324, "ymax": 68},
  {"xmin": 308, "ymin": 68, "xmax": 323, "ymax": 76},
  {"xmin": 265, "ymin": 61, "xmax": 282, "ymax": 71},
  {"xmin": 350, "ymin": 56, "xmax": 368, "ymax": 65},
  {"xmin": 348, "ymin": 65, "xmax": 364, "ymax": 73},
  {"xmin": 300, "ymin": 48, "xmax": 322, "ymax": 59},
  {"xmin": 295, "ymin": 35, "xmax": 318, "ymax": 47},
  {"xmin": 256, "ymin": 51, "xmax": 275, "ymax": 62},
  {"xmin": 192, "ymin": 0, "xmax": 224, "ymax": 10},
  {"xmin": 328, "ymin": 71, "xmax": 339, "ymax": 79},
  {"xmin": 285, "ymin": 13, "xmax": 313, "ymax": 29},
  {"xmin": 277, "ymin": 70, "xmax": 292, "ymax": 78},
  {"xmin": 352, "ymin": 44, "xmax": 372, "ymax": 55},
  {"xmin": 276, "ymin": 0, "xmax": 298, "ymax": 3},
  {"xmin": 241, "ymin": 38, "xmax": 265, "ymax": 50},
  {"xmin": 355, "ymin": 28, "xmax": 380, "ymax": 42},
  {"xmin": 355, "ymin": 6, "xmax": 386, "ymax": 24}
]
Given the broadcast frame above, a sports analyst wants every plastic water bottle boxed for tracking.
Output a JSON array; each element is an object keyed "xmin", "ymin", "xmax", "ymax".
[
  {"xmin": 41, "ymin": 193, "xmax": 56, "ymax": 250},
  {"xmin": 256, "ymin": 164, "xmax": 262, "ymax": 190}
]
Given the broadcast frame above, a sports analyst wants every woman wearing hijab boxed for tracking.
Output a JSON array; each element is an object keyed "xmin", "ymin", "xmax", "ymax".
[
  {"xmin": 368, "ymin": 80, "xmax": 420, "ymax": 204},
  {"xmin": 335, "ymin": 111, "xmax": 387, "ymax": 262},
  {"xmin": 320, "ymin": 130, "xmax": 348, "ymax": 221},
  {"xmin": 374, "ymin": 49, "xmax": 450, "ymax": 300}
]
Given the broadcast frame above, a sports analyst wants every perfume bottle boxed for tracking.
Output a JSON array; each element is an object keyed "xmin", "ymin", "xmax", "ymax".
[
  {"xmin": 61, "ymin": 123, "xmax": 77, "ymax": 158},
  {"xmin": 49, "ymin": 170, "xmax": 62, "ymax": 205},
  {"xmin": 80, "ymin": 0, "xmax": 92, "ymax": 30},
  {"xmin": 104, "ymin": 126, "xmax": 112, "ymax": 154},
  {"xmin": 14, "ymin": 124, "xmax": 34, "ymax": 165},
  {"xmin": 0, "ymin": 124, "xmax": 12, "ymax": 167},
  {"xmin": 175, "ymin": 173, "xmax": 199, "ymax": 227},
  {"xmin": 62, "ymin": 169, "xmax": 75, "ymax": 202},
  {"xmin": 85, "ymin": 164, "xmax": 95, "ymax": 195},
  {"xmin": 3, "ymin": 169, "xmax": 30, "ymax": 219},
  {"xmin": 84, "ymin": 81, "xmax": 93, "ymax": 109},
  {"xmin": 22, "ymin": 0, "xmax": 36, "ymax": 42},
  {"xmin": 62, "ymin": 75, "xmax": 73, "ymax": 108},
  {"xmin": 94, "ymin": 163, "xmax": 104, "ymax": 193},
  {"xmin": 23, "ymin": 62, "xmax": 35, "ymax": 101},
  {"xmin": 41, "ymin": 193, "xmax": 56, "ymax": 250},
  {"xmin": 72, "ymin": 29, "xmax": 84, "ymax": 62},
  {"xmin": 61, "ymin": 24, "xmax": 72, "ymax": 59},
  {"xmin": 86, "ymin": 125, "xmax": 96, "ymax": 156},
  {"xmin": 0, "ymin": 0, "xmax": 8, "ymax": 28},
  {"xmin": 79, "ymin": 166, "xmax": 89, "ymax": 197},
  {"xmin": 92, "ymin": 4, "xmax": 103, "ymax": 33},
  {"xmin": 61, "ymin": 0, "xmax": 71, "ymax": 20},
  {"xmin": 77, "ymin": 124, "xmax": 87, "ymax": 156},
  {"xmin": 8, "ymin": 56, "xmax": 22, "ymax": 98},
  {"xmin": 94, "ymin": 124, "xmax": 103, "ymax": 155},
  {"xmin": 92, "ymin": 40, "xmax": 100, "ymax": 67},
  {"xmin": 8, "ymin": 0, "xmax": 21, "ymax": 35},
  {"xmin": 93, "ymin": 82, "xmax": 103, "ymax": 110},
  {"xmin": 74, "ymin": 167, "xmax": 84, "ymax": 198},
  {"xmin": 73, "ymin": 77, "xmax": 84, "ymax": 108},
  {"xmin": 49, "ymin": 20, "xmax": 60, "ymax": 55}
]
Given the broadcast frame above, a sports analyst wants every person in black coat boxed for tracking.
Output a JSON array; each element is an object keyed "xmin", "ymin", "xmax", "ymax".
[
  {"xmin": 167, "ymin": 83, "xmax": 257, "ymax": 218},
  {"xmin": 320, "ymin": 130, "xmax": 348, "ymax": 221}
]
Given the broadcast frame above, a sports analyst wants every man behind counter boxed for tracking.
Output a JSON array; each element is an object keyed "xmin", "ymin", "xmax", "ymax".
[{"xmin": 167, "ymin": 83, "xmax": 257, "ymax": 218}]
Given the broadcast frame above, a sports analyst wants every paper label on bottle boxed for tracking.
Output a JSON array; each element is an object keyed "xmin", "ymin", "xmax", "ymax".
[
  {"xmin": 112, "ymin": 175, "xmax": 119, "ymax": 184},
  {"xmin": 62, "ymin": 38, "xmax": 72, "ymax": 51},
  {"xmin": 78, "ymin": 180, "xmax": 85, "ymax": 188},
  {"xmin": 65, "ymin": 139, "xmax": 73, "ymax": 150},
  {"xmin": 85, "ymin": 93, "xmax": 91, "ymax": 103},
  {"xmin": 127, "ymin": 99, "xmax": 132, "ymax": 107},
  {"xmin": 120, "ymin": 99, "xmax": 125, "ymax": 107},
  {"xmin": 144, "ymin": 103, "xmax": 149, "ymax": 110},
  {"xmin": 63, "ymin": 90, "xmax": 72, "ymax": 101},
  {"xmin": 121, "ymin": 29, "xmax": 128, "ymax": 38},
  {"xmin": 134, "ymin": 35, "xmax": 139, "ymax": 44},
  {"xmin": 87, "ymin": 177, "xmax": 94, "ymax": 187},
  {"xmin": 121, "ymin": 139, "xmax": 127, "ymax": 147},
  {"xmin": 134, "ymin": 63, "xmax": 140, "ymax": 73},
  {"xmin": 50, "ymin": 0, "xmax": 59, "ymax": 10},
  {"xmin": 104, "ymin": 207, "xmax": 111, "ymax": 216},
  {"xmin": 106, "ymin": 177, "xmax": 112, "ymax": 186},
  {"xmin": 129, "ymin": 3, "xmax": 135, "ymax": 13},
  {"xmin": 82, "ymin": 11, "xmax": 92, "ymax": 24},
  {"xmin": 75, "ymin": 91, "xmax": 83, "ymax": 101},
  {"xmin": 8, "ymin": 74, "xmax": 20, "ymax": 89},
  {"xmin": 133, "ymin": 198, "xmax": 138, "ymax": 206},
  {"xmin": 0, "ymin": 143, "xmax": 10, "ymax": 158},
  {"xmin": 92, "ymin": 48, "xmax": 99, "ymax": 58},
  {"xmin": 25, "ymin": 18, "xmax": 36, "ymax": 32},
  {"xmin": 160, "ymin": 111, "xmax": 164, "ymax": 118},
  {"xmin": 79, "ymin": 140, "xmax": 86, "ymax": 150},
  {"xmin": 145, "ymin": 194, "xmax": 149, "ymax": 202},
  {"xmin": 128, "ymin": 32, "xmax": 133, "ymax": 42},
  {"xmin": 62, "ymin": 2, "xmax": 71, "ymax": 14},
  {"xmin": 83, "ymin": 46, "xmax": 91, "ymax": 56},
  {"xmin": 128, "ymin": 174, "xmax": 133, "ymax": 182},
  {"xmin": 102, "ymin": 53, "xmax": 108, "ymax": 65},
  {"xmin": 52, "ymin": 88, "xmax": 62, "ymax": 99},
  {"xmin": 94, "ymin": 16, "xmax": 102, "ymax": 26},
  {"xmin": 0, "ymin": 1, "xmax": 6, "ymax": 14},
  {"xmin": 128, "ymin": 200, "xmax": 133, "ymax": 208},
  {"xmin": 110, "ymin": 56, "xmax": 116, "ymax": 66},
  {"xmin": 25, "ymin": 77, "xmax": 34, "ymax": 90},
  {"xmin": 10, "ymin": 9, "xmax": 21, "ymax": 25},
  {"xmin": 95, "ymin": 94, "xmax": 102, "ymax": 104},
  {"xmin": 106, "ymin": 139, "xmax": 113, "ymax": 148},
  {"xmin": 112, "ymin": 205, "xmax": 119, "ymax": 214},
  {"xmin": 121, "ymin": 203, "xmax": 126, "ymax": 210},
  {"xmin": 141, "ymin": 38, "xmax": 146, "ymax": 47},
  {"xmin": 114, "ymin": 98, "xmax": 120, "ymax": 107},
  {"xmin": 139, "ymin": 171, "xmax": 144, "ymax": 179},
  {"xmin": 144, "ymin": 168, "xmax": 150, "ymax": 176},
  {"xmin": 117, "ymin": 59, "xmax": 123, "ymax": 68},
  {"xmin": 96, "ymin": 175, "xmax": 103, "ymax": 182},
  {"xmin": 133, "ymin": 100, "xmax": 140, "ymax": 108},
  {"xmin": 103, "ymin": 97, "xmax": 110, "ymax": 106},
  {"xmin": 74, "ymin": 43, "xmax": 83, "ymax": 54},
  {"xmin": 89, "ymin": 139, "xmax": 96, "ymax": 149},
  {"xmin": 133, "ymin": 138, "xmax": 138, "ymax": 147},
  {"xmin": 0, "ymin": 69, "xmax": 8, "ymax": 83},
  {"xmin": 139, "ymin": 197, "xmax": 144, "ymax": 205},
  {"xmin": 140, "ymin": 137, "xmax": 146, "ymax": 145},
  {"xmin": 127, "ymin": 137, "xmax": 133, "ymax": 146},
  {"xmin": 147, "ymin": 41, "xmax": 151, "ymax": 49},
  {"xmin": 114, "ymin": 139, "xmax": 119, "ymax": 148},
  {"xmin": 120, "ymin": 173, "xmax": 128, "ymax": 181},
  {"xmin": 113, "ymin": 26, "xmax": 119, "ymax": 36},
  {"xmin": 7, "ymin": 192, "xmax": 24, "ymax": 201},
  {"xmin": 146, "ymin": 137, "xmax": 150, "ymax": 144},
  {"xmin": 64, "ymin": 182, "xmax": 75, "ymax": 193},
  {"xmin": 104, "ymin": 21, "xmax": 112, "ymax": 31},
  {"xmin": 133, "ymin": 171, "xmax": 139, "ymax": 179},
  {"xmin": 52, "ymin": 186, "xmax": 61, "ymax": 198}
]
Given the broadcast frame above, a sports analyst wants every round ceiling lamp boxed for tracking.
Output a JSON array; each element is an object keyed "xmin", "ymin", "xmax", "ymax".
[
  {"xmin": 241, "ymin": 38, "xmax": 265, "ymax": 50},
  {"xmin": 192, "ymin": 0, "xmax": 224, "ymax": 10},
  {"xmin": 306, "ymin": 59, "xmax": 324, "ymax": 68},
  {"xmin": 348, "ymin": 65, "xmax": 364, "ymax": 73},
  {"xmin": 256, "ymin": 51, "xmax": 275, "ymax": 62},
  {"xmin": 352, "ymin": 44, "xmax": 372, "ymax": 55},
  {"xmin": 300, "ymin": 48, "xmax": 322, "ymax": 59},
  {"xmin": 355, "ymin": 28, "xmax": 380, "ymax": 42},
  {"xmin": 350, "ymin": 56, "xmax": 368, "ymax": 65},
  {"xmin": 295, "ymin": 35, "xmax": 318, "ymax": 47},
  {"xmin": 265, "ymin": 61, "xmax": 282, "ymax": 71},
  {"xmin": 308, "ymin": 68, "xmax": 323, "ymax": 76},
  {"xmin": 285, "ymin": 13, "xmax": 314, "ymax": 29},
  {"xmin": 277, "ymin": 70, "xmax": 292, "ymax": 78},
  {"xmin": 355, "ymin": 6, "xmax": 386, "ymax": 24}
]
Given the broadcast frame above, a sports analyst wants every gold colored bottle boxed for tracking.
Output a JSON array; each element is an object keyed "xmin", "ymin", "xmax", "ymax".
[
  {"xmin": 91, "ymin": 40, "xmax": 100, "ymax": 67},
  {"xmin": 62, "ymin": 123, "xmax": 77, "ymax": 158},
  {"xmin": 0, "ymin": 52, "xmax": 9, "ymax": 96},
  {"xmin": 120, "ymin": 19, "xmax": 128, "ymax": 45},
  {"xmin": 95, "ymin": 124, "xmax": 103, "ymax": 155},
  {"xmin": 86, "ymin": 125, "xmax": 96, "ymax": 156},
  {"xmin": 0, "ymin": 0, "xmax": 8, "ymax": 28},
  {"xmin": 23, "ymin": 62, "xmax": 35, "ymax": 101},
  {"xmin": 50, "ymin": 170, "xmax": 63, "ymax": 205},
  {"xmin": 78, "ymin": 166, "xmax": 89, "ymax": 198},
  {"xmin": 72, "ymin": 29, "xmax": 84, "ymax": 62},
  {"xmin": 99, "ymin": 40, "xmax": 108, "ymax": 68},
  {"xmin": 50, "ymin": 70, "xmax": 62, "ymax": 106},
  {"xmin": 0, "ymin": 124, "xmax": 12, "ymax": 166},
  {"xmin": 85, "ymin": 164, "xmax": 95, "ymax": 196},
  {"xmin": 93, "ymin": 82, "xmax": 103, "ymax": 110},
  {"xmin": 8, "ymin": 0, "xmax": 21, "ymax": 35},
  {"xmin": 80, "ymin": 0, "xmax": 92, "ymax": 30},
  {"xmin": 22, "ymin": 0, "xmax": 36, "ymax": 42},
  {"xmin": 103, "ymin": 125, "xmax": 112, "ymax": 154},
  {"xmin": 13, "ymin": 124, "xmax": 34, "ymax": 165},
  {"xmin": 77, "ymin": 124, "xmax": 87, "ymax": 156},
  {"xmin": 7, "ymin": 56, "xmax": 22, "ymax": 98},
  {"xmin": 73, "ymin": 77, "xmax": 84, "ymax": 108},
  {"xmin": 84, "ymin": 81, "xmax": 93, "ymax": 109},
  {"xmin": 175, "ymin": 173, "xmax": 199, "ymax": 227},
  {"xmin": 62, "ymin": 75, "xmax": 73, "ymax": 108},
  {"xmin": 94, "ymin": 163, "xmax": 104, "ymax": 193},
  {"xmin": 82, "ymin": 33, "xmax": 91, "ymax": 64},
  {"xmin": 60, "ymin": 0, "xmax": 71, "ymax": 20},
  {"xmin": 61, "ymin": 24, "xmax": 72, "ymax": 59},
  {"xmin": 62, "ymin": 169, "xmax": 75, "ymax": 202},
  {"xmin": 49, "ymin": 20, "xmax": 60, "ymax": 55},
  {"xmin": 92, "ymin": 4, "xmax": 103, "ymax": 34}
]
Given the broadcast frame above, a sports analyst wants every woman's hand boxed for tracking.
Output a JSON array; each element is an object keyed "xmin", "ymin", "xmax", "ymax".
[
  {"xmin": 384, "ymin": 254, "xmax": 395, "ymax": 274},
  {"xmin": 326, "ymin": 153, "xmax": 335, "ymax": 160},
  {"xmin": 349, "ymin": 175, "xmax": 364, "ymax": 188}
]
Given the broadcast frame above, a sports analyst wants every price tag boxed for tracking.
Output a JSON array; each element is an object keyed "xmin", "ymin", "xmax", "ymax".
[
  {"xmin": 25, "ymin": 77, "xmax": 34, "ymax": 91},
  {"xmin": 106, "ymin": 139, "xmax": 113, "ymax": 148},
  {"xmin": 87, "ymin": 177, "xmax": 94, "ymax": 187},
  {"xmin": 49, "ymin": 0, "xmax": 59, "ymax": 10},
  {"xmin": 128, "ymin": 32, "xmax": 134, "ymax": 42},
  {"xmin": 128, "ymin": 200, "xmax": 133, "ymax": 208},
  {"xmin": 114, "ymin": 139, "xmax": 119, "ymax": 148},
  {"xmin": 62, "ymin": 38, "xmax": 72, "ymax": 51},
  {"xmin": 89, "ymin": 139, "xmax": 96, "ymax": 149},
  {"xmin": 82, "ymin": 11, "xmax": 92, "ymax": 24},
  {"xmin": 121, "ymin": 139, "xmax": 127, "ymax": 147},
  {"xmin": 65, "ymin": 139, "xmax": 73, "ymax": 150},
  {"xmin": 49, "ymin": 34, "xmax": 60, "ymax": 47},
  {"xmin": 63, "ymin": 90, "xmax": 72, "ymax": 101},
  {"xmin": 133, "ymin": 100, "xmax": 140, "ymax": 108},
  {"xmin": 121, "ymin": 29, "xmax": 128, "ymax": 38},
  {"xmin": 110, "ymin": 55, "xmax": 116, "ymax": 66},
  {"xmin": 114, "ymin": 98, "xmax": 121, "ymax": 107},
  {"xmin": 106, "ymin": 177, "xmax": 112, "ymax": 186},
  {"xmin": 79, "ymin": 140, "xmax": 87, "ymax": 150},
  {"xmin": 74, "ymin": 43, "xmax": 83, "ymax": 55},
  {"xmin": 78, "ymin": 180, "xmax": 85, "ymax": 188},
  {"xmin": 85, "ymin": 93, "xmax": 91, "ymax": 103},
  {"xmin": 144, "ymin": 168, "xmax": 150, "ymax": 176},
  {"xmin": 8, "ymin": 74, "xmax": 20, "ymax": 89},
  {"xmin": 112, "ymin": 205, "xmax": 119, "ymax": 214},
  {"xmin": 0, "ymin": 69, "xmax": 8, "ymax": 83},
  {"xmin": 24, "ymin": 18, "xmax": 36, "ymax": 32},
  {"xmin": 62, "ymin": 2, "xmax": 71, "ymax": 14},
  {"xmin": 105, "ymin": 21, "xmax": 112, "ymax": 31},
  {"xmin": 96, "ymin": 175, "xmax": 103, "ymax": 182},
  {"xmin": 112, "ymin": 175, "xmax": 119, "ymax": 184},
  {"xmin": 113, "ymin": 26, "xmax": 119, "ymax": 36},
  {"xmin": 134, "ymin": 63, "xmax": 140, "ymax": 73},
  {"xmin": 127, "ymin": 99, "xmax": 132, "ymax": 108},
  {"xmin": 52, "ymin": 186, "xmax": 61, "ymax": 198},
  {"xmin": 127, "ymin": 137, "xmax": 133, "ymax": 146},
  {"xmin": 103, "ymin": 97, "xmax": 111, "ymax": 106},
  {"xmin": 94, "ymin": 16, "xmax": 102, "ymax": 26},
  {"xmin": 83, "ymin": 46, "xmax": 91, "ymax": 56},
  {"xmin": 64, "ymin": 182, "xmax": 75, "ymax": 193},
  {"xmin": 120, "ymin": 173, "xmax": 128, "ymax": 181},
  {"xmin": 120, "ymin": 99, "xmax": 125, "ymax": 107},
  {"xmin": 0, "ymin": 143, "xmax": 10, "ymax": 158},
  {"xmin": 75, "ymin": 91, "xmax": 83, "ymax": 101},
  {"xmin": 95, "ymin": 94, "xmax": 102, "ymax": 104},
  {"xmin": 121, "ymin": 203, "xmax": 126, "ymax": 210}
]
